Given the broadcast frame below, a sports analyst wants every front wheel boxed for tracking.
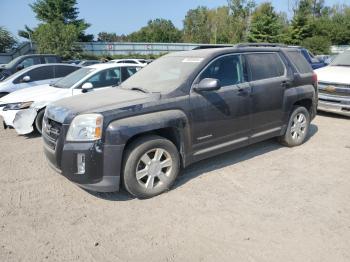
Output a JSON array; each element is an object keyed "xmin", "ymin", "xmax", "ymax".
[
  {"xmin": 279, "ymin": 106, "xmax": 310, "ymax": 147},
  {"xmin": 123, "ymin": 135, "xmax": 180, "ymax": 199},
  {"xmin": 34, "ymin": 109, "xmax": 45, "ymax": 135}
]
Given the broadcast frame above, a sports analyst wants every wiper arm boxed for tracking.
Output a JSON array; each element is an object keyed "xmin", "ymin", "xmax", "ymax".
[{"xmin": 127, "ymin": 87, "xmax": 149, "ymax": 93}]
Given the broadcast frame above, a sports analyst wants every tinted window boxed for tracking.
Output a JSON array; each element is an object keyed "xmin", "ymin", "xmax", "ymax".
[
  {"xmin": 245, "ymin": 53, "xmax": 285, "ymax": 81},
  {"xmin": 85, "ymin": 68, "xmax": 121, "ymax": 88},
  {"xmin": 54, "ymin": 65, "xmax": 79, "ymax": 78},
  {"xmin": 286, "ymin": 51, "xmax": 313, "ymax": 74},
  {"xmin": 122, "ymin": 66, "xmax": 140, "ymax": 81},
  {"xmin": 200, "ymin": 55, "xmax": 245, "ymax": 86},
  {"xmin": 44, "ymin": 56, "xmax": 58, "ymax": 63},
  {"xmin": 18, "ymin": 57, "xmax": 41, "ymax": 69},
  {"xmin": 14, "ymin": 65, "xmax": 55, "ymax": 83}
]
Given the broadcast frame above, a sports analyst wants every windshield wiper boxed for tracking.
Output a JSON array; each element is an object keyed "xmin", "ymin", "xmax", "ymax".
[
  {"xmin": 126, "ymin": 87, "xmax": 149, "ymax": 93},
  {"xmin": 333, "ymin": 64, "xmax": 350, "ymax": 67}
]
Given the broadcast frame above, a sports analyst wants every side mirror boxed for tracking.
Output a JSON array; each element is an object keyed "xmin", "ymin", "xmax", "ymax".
[
  {"xmin": 194, "ymin": 78, "xmax": 221, "ymax": 92},
  {"xmin": 22, "ymin": 75, "xmax": 31, "ymax": 82},
  {"xmin": 16, "ymin": 65, "xmax": 24, "ymax": 71},
  {"xmin": 82, "ymin": 82, "xmax": 93, "ymax": 93}
]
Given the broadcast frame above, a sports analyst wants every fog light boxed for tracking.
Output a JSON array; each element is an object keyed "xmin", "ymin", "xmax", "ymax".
[{"xmin": 77, "ymin": 153, "xmax": 85, "ymax": 174}]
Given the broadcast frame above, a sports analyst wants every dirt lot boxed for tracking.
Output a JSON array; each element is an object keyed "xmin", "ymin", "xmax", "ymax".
[{"xmin": 0, "ymin": 113, "xmax": 349, "ymax": 262}]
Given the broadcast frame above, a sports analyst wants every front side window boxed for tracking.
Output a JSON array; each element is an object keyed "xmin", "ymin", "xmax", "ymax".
[
  {"xmin": 14, "ymin": 65, "xmax": 54, "ymax": 83},
  {"xmin": 199, "ymin": 55, "xmax": 245, "ymax": 87},
  {"xmin": 245, "ymin": 53, "xmax": 285, "ymax": 81},
  {"xmin": 84, "ymin": 68, "xmax": 121, "ymax": 88}
]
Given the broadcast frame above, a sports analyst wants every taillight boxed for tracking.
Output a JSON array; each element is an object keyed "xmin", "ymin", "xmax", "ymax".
[{"xmin": 312, "ymin": 73, "xmax": 318, "ymax": 85}]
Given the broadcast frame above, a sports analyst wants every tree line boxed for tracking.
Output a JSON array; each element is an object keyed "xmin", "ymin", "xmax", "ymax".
[{"xmin": 1, "ymin": 0, "xmax": 350, "ymax": 57}]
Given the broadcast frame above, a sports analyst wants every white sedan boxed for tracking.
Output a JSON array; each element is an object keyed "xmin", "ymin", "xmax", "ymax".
[
  {"xmin": 0, "ymin": 63, "xmax": 143, "ymax": 135},
  {"xmin": 108, "ymin": 58, "xmax": 148, "ymax": 66},
  {"xmin": 0, "ymin": 64, "xmax": 80, "ymax": 98}
]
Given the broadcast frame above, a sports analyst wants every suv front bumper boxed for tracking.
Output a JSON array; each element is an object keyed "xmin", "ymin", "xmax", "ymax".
[{"xmin": 43, "ymin": 120, "xmax": 124, "ymax": 192}]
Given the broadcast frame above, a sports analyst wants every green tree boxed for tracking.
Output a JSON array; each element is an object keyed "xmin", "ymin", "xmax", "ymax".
[
  {"xmin": 183, "ymin": 7, "xmax": 211, "ymax": 43},
  {"xmin": 289, "ymin": 0, "xmax": 314, "ymax": 44},
  {"xmin": 129, "ymin": 19, "xmax": 182, "ymax": 43},
  {"xmin": 228, "ymin": 0, "xmax": 256, "ymax": 42},
  {"xmin": 32, "ymin": 21, "xmax": 80, "ymax": 58},
  {"xmin": 302, "ymin": 35, "xmax": 331, "ymax": 54},
  {"xmin": 0, "ymin": 26, "xmax": 17, "ymax": 52},
  {"xmin": 29, "ymin": 0, "xmax": 91, "ymax": 41},
  {"xmin": 247, "ymin": 3, "xmax": 285, "ymax": 43}
]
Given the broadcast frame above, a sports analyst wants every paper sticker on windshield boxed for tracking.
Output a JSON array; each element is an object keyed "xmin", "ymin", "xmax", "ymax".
[{"xmin": 182, "ymin": 58, "xmax": 203, "ymax": 63}]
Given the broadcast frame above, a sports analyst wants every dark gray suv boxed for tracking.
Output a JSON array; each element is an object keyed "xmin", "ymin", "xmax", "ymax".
[
  {"xmin": 0, "ymin": 54, "xmax": 61, "ymax": 81},
  {"xmin": 43, "ymin": 44, "xmax": 318, "ymax": 198}
]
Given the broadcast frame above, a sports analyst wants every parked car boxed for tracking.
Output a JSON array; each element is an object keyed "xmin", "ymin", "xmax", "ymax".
[
  {"xmin": 296, "ymin": 47, "xmax": 326, "ymax": 69},
  {"xmin": 0, "ymin": 54, "xmax": 61, "ymax": 81},
  {"xmin": 42, "ymin": 45, "xmax": 318, "ymax": 198},
  {"xmin": 109, "ymin": 59, "xmax": 148, "ymax": 66},
  {"xmin": 0, "ymin": 64, "xmax": 80, "ymax": 98},
  {"xmin": 78, "ymin": 60, "xmax": 101, "ymax": 67},
  {"xmin": 315, "ymin": 49, "xmax": 350, "ymax": 117},
  {"xmin": 0, "ymin": 63, "xmax": 143, "ymax": 135}
]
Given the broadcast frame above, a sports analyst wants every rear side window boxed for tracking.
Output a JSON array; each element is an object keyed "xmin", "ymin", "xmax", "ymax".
[
  {"xmin": 245, "ymin": 53, "xmax": 285, "ymax": 81},
  {"xmin": 44, "ymin": 56, "xmax": 58, "ymax": 63},
  {"xmin": 122, "ymin": 66, "xmax": 140, "ymax": 81},
  {"xmin": 54, "ymin": 65, "xmax": 79, "ymax": 78},
  {"xmin": 199, "ymin": 55, "xmax": 245, "ymax": 87},
  {"xmin": 285, "ymin": 51, "xmax": 312, "ymax": 74}
]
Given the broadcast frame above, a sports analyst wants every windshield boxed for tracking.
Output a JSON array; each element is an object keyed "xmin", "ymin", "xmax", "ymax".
[
  {"xmin": 330, "ymin": 51, "xmax": 350, "ymax": 66},
  {"xmin": 51, "ymin": 67, "xmax": 95, "ymax": 88},
  {"xmin": 121, "ymin": 56, "xmax": 202, "ymax": 93}
]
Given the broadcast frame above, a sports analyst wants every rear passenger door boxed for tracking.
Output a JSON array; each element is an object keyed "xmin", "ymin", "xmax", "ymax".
[{"xmin": 244, "ymin": 52, "xmax": 288, "ymax": 141}]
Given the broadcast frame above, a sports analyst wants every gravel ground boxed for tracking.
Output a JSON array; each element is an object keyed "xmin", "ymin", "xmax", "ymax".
[{"xmin": 0, "ymin": 113, "xmax": 349, "ymax": 262}]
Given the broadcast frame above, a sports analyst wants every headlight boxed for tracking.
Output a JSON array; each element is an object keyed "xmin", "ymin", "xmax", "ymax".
[
  {"xmin": 3, "ymin": 101, "xmax": 33, "ymax": 111},
  {"xmin": 66, "ymin": 114, "xmax": 103, "ymax": 141}
]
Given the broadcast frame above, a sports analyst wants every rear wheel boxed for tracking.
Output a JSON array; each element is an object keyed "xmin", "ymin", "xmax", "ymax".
[
  {"xmin": 35, "ymin": 109, "xmax": 45, "ymax": 135},
  {"xmin": 279, "ymin": 106, "xmax": 310, "ymax": 147},
  {"xmin": 123, "ymin": 135, "xmax": 180, "ymax": 198}
]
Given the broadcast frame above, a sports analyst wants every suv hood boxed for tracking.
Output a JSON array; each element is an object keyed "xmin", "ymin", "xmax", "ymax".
[
  {"xmin": 0, "ymin": 84, "xmax": 71, "ymax": 105},
  {"xmin": 315, "ymin": 65, "xmax": 350, "ymax": 84},
  {"xmin": 46, "ymin": 88, "xmax": 160, "ymax": 124}
]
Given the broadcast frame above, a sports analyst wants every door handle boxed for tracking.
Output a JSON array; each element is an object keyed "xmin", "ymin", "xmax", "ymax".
[{"xmin": 281, "ymin": 80, "xmax": 291, "ymax": 88}]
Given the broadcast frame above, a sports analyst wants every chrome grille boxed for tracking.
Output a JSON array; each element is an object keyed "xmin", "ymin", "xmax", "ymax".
[{"xmin": 43, "ymin": 118, "xmax": 62, "ymax": 150}]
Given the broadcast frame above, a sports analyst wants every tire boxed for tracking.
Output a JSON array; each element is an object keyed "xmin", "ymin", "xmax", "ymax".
[
  {"xmin": 123, "ymin": 135, "xmax": 180, "ymax": 199},
  {"xmin": 34, "ymin": 109, "xmax": 45, "ymax": 135},
  {"xmin": 279, "ymin": 106, "xmax": 310, "ymax": 147}
]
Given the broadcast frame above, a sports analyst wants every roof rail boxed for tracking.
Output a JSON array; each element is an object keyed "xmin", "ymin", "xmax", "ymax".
[
  {"xmin": 192, "ymin": 45, "xmax": 234, "ymax": 50},
  {"xmin": 235, "ymin": 43, "xmax": 287, "ymax": 48}
]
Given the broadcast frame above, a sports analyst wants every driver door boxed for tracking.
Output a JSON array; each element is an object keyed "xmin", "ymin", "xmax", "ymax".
[{"xmin": 189, "ymin": 54, "xmax": 251, "ymax": 159}]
